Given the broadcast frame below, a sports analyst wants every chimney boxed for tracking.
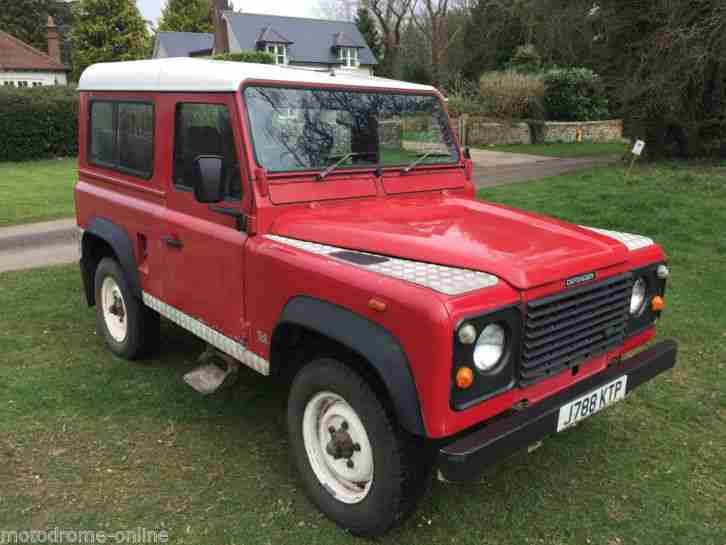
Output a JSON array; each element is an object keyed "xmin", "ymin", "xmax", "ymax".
[
  {"xmin": 212, "ymin": 0, "xmax": 230, "ymax": 54},
  {"xmin": 47, "ymin": 16, "xmax": 61, "ymax": 63}
]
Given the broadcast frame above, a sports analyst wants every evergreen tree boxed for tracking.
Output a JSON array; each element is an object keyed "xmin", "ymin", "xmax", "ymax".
[
  {"xmin": 0, "ymin": 0, "xmax": 52, "ymax": 52},
  {"xmin": 354, "ymin": 7, "xmax": 381, "ymax": 62},
  {"xmin": 71, "ymin": 0, "xmax": 150, "ymax": 80},
  {"xmin": 158, "ymin": 0, "xmax": 213, "ymax": 34}
]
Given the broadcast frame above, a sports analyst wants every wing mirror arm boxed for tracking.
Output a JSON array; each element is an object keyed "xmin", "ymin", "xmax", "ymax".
[{"xmin": 208, "ymin": 205, "xmax": 247, "ymax": 232}]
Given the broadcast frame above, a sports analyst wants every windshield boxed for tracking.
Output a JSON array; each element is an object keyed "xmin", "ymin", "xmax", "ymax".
[{"xmin": 243, "ymin": 86, "xmax": 459, "ymax": 174}]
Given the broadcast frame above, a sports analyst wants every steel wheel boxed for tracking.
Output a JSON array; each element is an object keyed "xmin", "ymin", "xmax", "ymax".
[
  {"xmin": 302, "ymin": 391, "xmax": 374, "ymax": 504},
  {"xmin": 100, "ymin": 275, "xmax": 127, "ymax": 343}
]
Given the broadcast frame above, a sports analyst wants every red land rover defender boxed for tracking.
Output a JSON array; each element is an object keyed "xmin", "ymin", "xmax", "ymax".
[{"xmin": 75, "ymin": 58, "xmax": 677, "ymax": 536}]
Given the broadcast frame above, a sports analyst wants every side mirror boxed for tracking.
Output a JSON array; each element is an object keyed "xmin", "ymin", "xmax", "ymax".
[
  {"xmin": 463, "ymin": 146, "xmax": 471, "ymax": 160},
  {"xmin": 192, "ymin": 155, "xmax": 224, "ymax": 203}
]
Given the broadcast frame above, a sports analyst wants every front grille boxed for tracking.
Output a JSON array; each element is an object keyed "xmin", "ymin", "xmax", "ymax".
[{"xmin": 520, "ymin": 273, "xmax": 633, "ymax": 386}]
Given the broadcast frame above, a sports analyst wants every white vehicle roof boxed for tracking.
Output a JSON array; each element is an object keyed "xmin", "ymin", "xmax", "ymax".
[{"xmin": 78, "ymin": 58, "xmax": 438, "ymax": 93}]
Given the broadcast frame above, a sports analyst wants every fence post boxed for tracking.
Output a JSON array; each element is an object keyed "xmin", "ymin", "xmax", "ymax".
[{"xmin": 458, "ymin": 114, "xmax": 468, "ymax": 147}]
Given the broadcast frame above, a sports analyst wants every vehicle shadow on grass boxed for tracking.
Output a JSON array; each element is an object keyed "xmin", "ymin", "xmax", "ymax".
[{"xmin": 139, "ymin": 319, "xmax": 621, "ymax": 541}]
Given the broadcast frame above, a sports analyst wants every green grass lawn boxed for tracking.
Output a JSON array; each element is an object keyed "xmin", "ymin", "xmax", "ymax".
[
  {"xmin": 1, "ymin": 163, "xmax": 725, "ymax": 544},
  {"xmin": 480, "ymin": 142, "xmax": 629, "ymax": 158},
  {"xmin": 0, "ymin": 158, "xmax": 77, "ymax": 228}
]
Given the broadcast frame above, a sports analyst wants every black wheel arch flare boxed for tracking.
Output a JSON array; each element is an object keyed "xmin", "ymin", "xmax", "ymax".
[
  {"xmin": 275, "ymin": 296, "xmax": 428, "ymax": 437},
  {"xmin": 80, "ymin": 217, "xmax": 140, "ymax": 306}
]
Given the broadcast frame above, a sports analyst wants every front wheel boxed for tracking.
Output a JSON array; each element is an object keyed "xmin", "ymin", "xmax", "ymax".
[{"xmin": 287, "ymin": 358, "xmax": 431, "ymax": 536}]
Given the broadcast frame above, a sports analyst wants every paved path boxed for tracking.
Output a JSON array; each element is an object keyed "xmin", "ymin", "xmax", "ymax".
[
  {"xmin": 0, "ymin": 153, "xmax": 619, "ymax": 273},
  {"xmin": 0, "ymin": 219, "xmax": 78, "ymax": 273},
  {"xmin": 470, "ymin": 149, "xmax": 620, "ymax": 188}
]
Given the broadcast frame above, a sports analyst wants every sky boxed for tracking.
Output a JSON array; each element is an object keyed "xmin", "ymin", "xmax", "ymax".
[{"xmin": 136, "ymin": 0, "xmax": 320, "ymax": 25}]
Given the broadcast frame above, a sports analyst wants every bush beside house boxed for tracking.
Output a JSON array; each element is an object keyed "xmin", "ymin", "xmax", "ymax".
[
  {"xmin": 0, "ymin": 86, "xmax": 78, "ymax": 162},
  {"xmin": 210, "ymin": 51, "xmax": 274, "ymax": 64}
]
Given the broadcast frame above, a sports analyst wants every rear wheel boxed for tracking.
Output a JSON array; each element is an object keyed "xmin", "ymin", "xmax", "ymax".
[
  {"xmin": 287, "ymin": 358, "xmax": 431, "ymax": 536},
  {"xmin": 94, "ymin": 257, "xmax": 159, "ymax": 359}
]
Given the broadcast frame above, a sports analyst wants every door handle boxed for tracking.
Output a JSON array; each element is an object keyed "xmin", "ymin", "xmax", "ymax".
[{"xmin": 162, "ymin": 235, "xmax": 183, "ymax": 249}]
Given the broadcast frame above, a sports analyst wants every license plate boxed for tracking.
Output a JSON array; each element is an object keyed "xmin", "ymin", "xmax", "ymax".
[{"xmin": 556, "ymin": 376, "xmax": 628, "ymax": 432}]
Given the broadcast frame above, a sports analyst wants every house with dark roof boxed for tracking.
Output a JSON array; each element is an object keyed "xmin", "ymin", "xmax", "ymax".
[
  {"xmin": 152, "ymin": 32, "xmax": 215, "ymax": 59},
  {"xmin": 152, "ymin": 12, "xmax": 378, "ymax": 76},
  {"xmin": 0, "ymin": 17, "xmax": 69, "ymax": 87}
]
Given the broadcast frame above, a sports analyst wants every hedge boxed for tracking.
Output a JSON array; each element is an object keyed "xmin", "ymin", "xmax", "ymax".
[
  {"xmin": 543, "ymin": 68, "xmax": 609, "ymax": 122},
  {"xmin": 211, "ymin": 51, "xmax": 274, "ymax": 64},
  {"xmin": 0, "ymin": 85, "xmax": 78, "ymax": 162}
]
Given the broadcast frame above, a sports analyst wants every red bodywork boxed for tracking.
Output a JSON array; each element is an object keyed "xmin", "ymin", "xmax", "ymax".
[{"xmin": 76, "ymin": 83, "xmax": 665, "ymax": 439}]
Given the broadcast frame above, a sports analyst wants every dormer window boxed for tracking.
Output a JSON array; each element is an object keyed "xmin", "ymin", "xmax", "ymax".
[
  {"xmin": 256, "ymin": 26, "xmax": 293, "ymax": 66},
  {"xmin": 338, "ymin": 47, "xmax": 359, "ymax": 68},
  {"xmin": 265, "ymin": 43, "xmax": 288, "ymax": 65}
]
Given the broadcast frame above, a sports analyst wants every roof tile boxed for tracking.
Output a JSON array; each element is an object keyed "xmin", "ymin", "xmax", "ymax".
[{"xmin": 0, "ymin": 30, "xmax": 68, "ymax": 71}]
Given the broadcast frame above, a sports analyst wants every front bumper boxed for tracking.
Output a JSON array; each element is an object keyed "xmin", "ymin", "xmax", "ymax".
[{"xmin": 437, "ymin": 339, "xmax": 678, "ymax": 481}]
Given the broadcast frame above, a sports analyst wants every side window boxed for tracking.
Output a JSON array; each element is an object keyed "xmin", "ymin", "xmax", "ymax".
[
  {"xmin": 88, "ymin": 100, "xmax": 154, "ymax": 179},
  {"xmin": 89, "ymin": 102, "xmax": 115, "ymax": 166},
  {"xmin": 118, "ymin": 103, "xmax": 154, "ymax": 176},
  {"xmin": 173, "ymin": 103, "xmax": 242, "ymax": 201}
]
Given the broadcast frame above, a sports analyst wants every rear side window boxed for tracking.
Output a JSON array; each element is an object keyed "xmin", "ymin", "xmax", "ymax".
[
  {"xmin": 173, "ymin": 103, "xmax": 241, "ymax": 200},
  {"xmin": 88, "ymin": 100, "xmax": 154, "ymax": 179}
]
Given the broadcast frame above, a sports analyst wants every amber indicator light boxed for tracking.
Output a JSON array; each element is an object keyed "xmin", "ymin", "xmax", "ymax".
[
  {"xmin": 456, "ymin": 367, "xmax": 474, "ymax": 389},
  {"xmin": 368, "ymin": 298, "xmax": 387, "ymax": 312},
  {"xmin": 652, "ymin": 296, "xmax": 665, "ymax": 312}
]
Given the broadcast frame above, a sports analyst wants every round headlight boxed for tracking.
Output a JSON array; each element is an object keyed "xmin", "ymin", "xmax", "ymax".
[
  {"xmin": 630, "ymin": 277, "xmax": 647, "ymax": 315},
  {"xmin": 458, "ymin": 323, "xmax": 477, "ymax": 345},
  {"xmin": 473, "ymin": 323, "xmax": 506, "ymax": 372}
]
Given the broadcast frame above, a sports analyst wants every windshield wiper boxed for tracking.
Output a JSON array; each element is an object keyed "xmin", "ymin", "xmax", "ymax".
[
  {"xmin": 400, "ymin": 152, "xmax": 452, "ymax": 174},
  {"xmin": 316, "ymin": 152, "xmax": 367, "ymax": 180}
]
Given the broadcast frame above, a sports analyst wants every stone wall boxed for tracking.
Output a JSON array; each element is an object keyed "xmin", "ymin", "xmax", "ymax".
[
  {"xmin": 462, "ymin": 119, "xmax": 531, "ymax": 146},
  {"xmin": 379, "ymin": 119, "xmax": 402, "ymax": 149},
  {"xmin": 539, "ymin": 119, "xmax": 623, "ymax": 143},
  {"xmin": 451, "ymin": 116, "xmax": 623, "ymax": 146}
]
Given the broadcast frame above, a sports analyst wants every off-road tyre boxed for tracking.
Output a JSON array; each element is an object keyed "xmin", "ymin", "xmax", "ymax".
[
  {"xmin": 287, "ymin": 357, "xmax": 431, "ymax": 536},
  {"xmin": 94, "ymin": 257, "xmax": 159, "ymax": 359}
]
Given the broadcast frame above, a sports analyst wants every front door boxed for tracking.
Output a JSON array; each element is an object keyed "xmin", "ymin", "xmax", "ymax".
[{"xmin": 161, "ymin": 95, "xmax": 248, "ymax": 341}]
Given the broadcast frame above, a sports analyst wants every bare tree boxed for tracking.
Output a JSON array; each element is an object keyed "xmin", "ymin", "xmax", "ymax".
[
  {"xmin": 316, "ymin": 0, "xmax": 359, "ymax": 21},
  {"xmin": 409, "ymin": 0, "xmax": 463, "ymax": 87},
  {"xmin": 364, "ymin": 0, "xmax": 416, "ymax": 78}
]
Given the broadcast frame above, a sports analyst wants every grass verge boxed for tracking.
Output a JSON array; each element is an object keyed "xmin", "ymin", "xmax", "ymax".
[
  {"xmin": 479, "ymin": 142, "xmax": 629, "ymax": 157},
  {"xmin": 0, "ymin": 158, "xmax": 77, "ymax": 228},
  {"xmin": 1, "ymin": 163, "xmax": 724, "ymax": 544}
]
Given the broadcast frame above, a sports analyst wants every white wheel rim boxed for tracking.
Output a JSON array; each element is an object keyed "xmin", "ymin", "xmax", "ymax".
[
  {"xmin": 101, "ymin": 276, "xmax": 128, "ymax": 343},
  {"xmin": 302, "ymin": 391, "xmax": 374, "ymax": 504}
]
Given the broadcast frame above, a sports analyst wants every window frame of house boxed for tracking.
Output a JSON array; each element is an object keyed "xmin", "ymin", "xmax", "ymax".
[
  {"xmin": 338, "ymin": 47, "xmax": 359, "ymax": 68},
  {"xmin": 265, "ymin": 43, "xmax": 288, "ymax": 65},
  {"xmin": 87, "ymin": 99, "xmax": 155, "ymax": 180}
]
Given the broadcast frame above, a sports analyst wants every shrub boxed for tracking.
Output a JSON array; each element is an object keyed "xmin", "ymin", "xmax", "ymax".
[
  {"xmin": 444, "ymin": 74, "xmax": 487, "ymax": 116},
  {"xmin": 509, "ymin": 44, "xmax": 542, "ymax": 74},
  {"xmin": 478, "ymin": 70, "xmax": 545, "ymax": 119},
  {"xmin": 211, "ymin": 51, "xmax": 274, "ymax": 64},
  {"xmin": 543, "ymin": 67, "xmax": 609, "ymax": 122},
  {"xmin": 0, "ymin": 85, "xmax": 79, "ymax": 162}
]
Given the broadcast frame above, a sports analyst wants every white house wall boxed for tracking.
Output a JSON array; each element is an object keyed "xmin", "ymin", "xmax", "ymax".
[{"xmin": 0, "ymin": 71, "xmax": 67, "ymax": 86}]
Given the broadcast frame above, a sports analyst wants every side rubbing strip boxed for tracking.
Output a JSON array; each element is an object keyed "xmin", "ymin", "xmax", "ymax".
[{"xmin": 142, "ymin": 292, "xmax": 269, "ymax": 375}]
